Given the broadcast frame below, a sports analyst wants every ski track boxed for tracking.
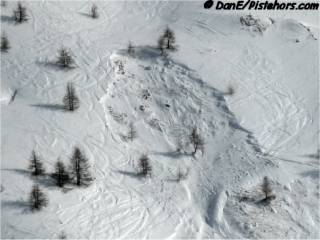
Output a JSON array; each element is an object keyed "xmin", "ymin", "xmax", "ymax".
[
  {"xmin": 230, "ymin": 45, "xmax": 309, "ymax": 155},
  {"xmin": 1, "ymin": 1, "xmax": 318, "ymax": 239}
]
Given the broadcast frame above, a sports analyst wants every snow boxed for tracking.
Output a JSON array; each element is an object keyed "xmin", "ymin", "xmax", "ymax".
[
  {"xmin": 1, "ymin": 1, "xmax": 319, "ymax": 239},
  {"xmin": 0, "ymin": 83, "xmax": 13, "ymax": 105}
]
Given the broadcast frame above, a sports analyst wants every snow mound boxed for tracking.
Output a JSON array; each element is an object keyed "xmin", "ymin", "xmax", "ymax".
[
  {"xmin": 278, "ymin": 19, "xmax": 317, "ymax": 41},
  {"xmin": 240, "ymin": 15, "xmax": 273, "ymax": 33},
  {"xmin": 0, "ymin": 85, "xmax": 13, "ymax": 105}
]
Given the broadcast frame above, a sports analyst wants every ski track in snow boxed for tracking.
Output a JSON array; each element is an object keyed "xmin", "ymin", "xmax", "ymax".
[
  {"xmin": 1, "ymin": 1, "xmax": 318, "ymax": 239},
  {"xmin": 230, "ymin": 45, "xmax": 309, "ymax": 155}
]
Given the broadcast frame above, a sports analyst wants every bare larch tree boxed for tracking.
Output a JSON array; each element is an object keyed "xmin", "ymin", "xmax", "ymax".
[
  {"xmin": 261, "ymin": 176, "xmax": 273, "ymax": 200},
  {"xmin": 91, "ymin": 4, "xmax": 98, "ymax": 18},
  {"xmin": 52, "ymin": 160, "xmax": 69, "ymax": 187},
  {"xmin": 226, "ymin": 85, "xmax": 235, "ymax": 96},
  {"xmin": 29, "ymin": 184, "xmax": 48, "ymax": 211},
  {"xmin": 127, "ymin": 41, "xmax": 135, "ymax": 57},
  {"xmin": 69, "ymin": 147, "xmax": 92, "ymax": 186},
  {"xmin": 162, "ymin": 27, "xmax": 176, "ymax": 50},
  {"xmin": 138, "ymin": 155, "xmax": 152, "ymax": 177},
  {"xmin": 1, "ymin": 32, "xmax": 10, "ymax": 52},
  {"xmin": 127, "ymin": 123, "xmax": 137, "ymax": 141},
  {"xmin": 63, "ymin": 82, "xmax": 79, "ymax": 111},
  {"xmin": 58, "ymin": 231, "xmax": 67, "ymax": 239},
  {"xmin": 13, "ymin": 2, "xmax": 28, "ymax": 23},
  {"xmin": 56, "ymin": 47, "xmax": 74, "ymax": 68},
  {"xmin": 28, "ymin": 150, "xmax": 45, "ymax": 176},
  {"xmin": 1, "ymin": 1, "xmax": 7, "ymax": 7},
  {"xmin": 190, "ymin": 127, "xmax": 204, "ymax": 155}
]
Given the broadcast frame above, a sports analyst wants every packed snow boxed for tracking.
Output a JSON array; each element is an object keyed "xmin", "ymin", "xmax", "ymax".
[{"xmin": 1, "ymin": 1, "xmax": 319, "ymax": 239}]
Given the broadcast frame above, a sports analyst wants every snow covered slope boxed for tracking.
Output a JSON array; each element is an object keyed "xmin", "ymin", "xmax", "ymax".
[{"xmin": 1, "ymin": 1, "xmax": 319, "ymax": 239}]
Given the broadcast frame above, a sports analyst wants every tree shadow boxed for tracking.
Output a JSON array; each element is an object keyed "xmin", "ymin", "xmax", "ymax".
[
  {"xmin": 37, "ymin": 174, "xmax": 57, "ymax": 189},
  {"xmin": 118, "ymin": 45, "xmax": 162, "ymax": 61},
  {"xmin": 1, "ymin": 15, "xmax": 15, "ymax": 24},
  {"xmin": 255, "ymin": 195, "xmax": 276, "ymax": 206},
  {"xmin": 2, "ymin": 169, "xmax": 57, "ymax": 189},
  {"xmin": 2, "ymin": 168, "xmax": 30, "ymax": 177},
  {"xmin": 300, "ymin": 169, "xmax": 319, "ymax": 179},
  {"xmin": 152, "ymin": 150, "xmax": 191, "ymax": 159},
  {"xmin": 116, "ymin": 170, "xmax": 144, "ymax": 179},
  {"xmin": 135, "ymin": 46, "xmax": 162, "ymax": 59},
  {"xmin": 30, "ymin": 104, "xmax": 65, "ymax": 112},
  {"xmin": 1, "ymin": 200, "xmax": 30, "ymax": 214},
  {"xmin": 165, "ymin": 178, "xmax": 179, "ymax": 182},
  {"xmin": 165, "ymin": 177, "xmax": 186, "ymax": 183},
  {"xmin": 78, "ymin": 12, "xmax": 93, "ymax": 18},
  {"xmin": 2, "ymin": 199, "xmax": 28, "ymax": 209},
  {"xmin": 35, "ymin": 59, "xmax": 76, "ymax": 71},
  {"xmin": 300, "ymin": 150, "xmax": 320, "ymax": 160},
  {"xmin": 222, "ymin": 90, "xmax": 234, "ymax": 96}
]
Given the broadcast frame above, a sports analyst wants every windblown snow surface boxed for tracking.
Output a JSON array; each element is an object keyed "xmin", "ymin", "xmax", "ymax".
[{"xmin": 1, "ymin": 1, "xmax": 319, "ymax": 239}]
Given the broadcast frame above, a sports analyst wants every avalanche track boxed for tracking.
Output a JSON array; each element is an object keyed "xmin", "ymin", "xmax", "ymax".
[{"xmin": 1, "ymin": 1, "xmax": 319, "ymax": 239}]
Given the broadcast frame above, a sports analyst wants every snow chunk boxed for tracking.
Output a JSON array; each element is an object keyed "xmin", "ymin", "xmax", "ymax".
[
  {"xmin": 240, "ymin": 15, "xmax": 272, "ymax": 33},
  {"xmin": 0, "ymin": 85, "xmax": 13, "ymax": 105}
]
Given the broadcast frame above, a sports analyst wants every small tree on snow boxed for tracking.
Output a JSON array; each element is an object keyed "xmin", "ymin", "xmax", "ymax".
[
  {"xmin": 63, "ymin": 82, "xmax": 79, "ymax": 111},
  {"xmin": 261, "ymin": 176, "xmax": 273, "ymax": 200},
  {"xmin": 1, "ymin": 33, "xmax": 10, "ymax": 52},
  {"xmin": 190, "ymin": 127, "xmax": 204, "ymax": 155},
  {"xmin": 127, "ymin": 41, "xmax": 135, "ymax": 57},
  {"xmin": 52, "ymin": 160, "xmax": 69, "ymax": 188},
  {"xmin": 138, "ymin": 155, "xmax": 151, "ymax": 177},
  {"xmin": 29, "ymin": 184, "xmax": 48, "ymax": 211},
  {"xmin": 127, "ymin": 123, "xmax": 137, "ymax": 141},
  {"xmin": 91, "ymin": 4, "xmax": 98, "ymax": 19},
  {"xmin": 56, "ymin": 48, "xmax": 74, "ymax": 68},
  {"xmin": 226, "ymin": 85, "xmax": 235, "ymax": 96},
  {"xmin": 160, "ymin": 27, "xmax": 176, "ymax": 50},
  {"xmin": 69, "ymin": 147, "xmax": 92, "ymax": 186},
  {"xmin": 58, "ymin": 231, "xmax": 67, "ymax": 239},
  {"xmin": 1, "ymin": 1, "xmax": 7, "ymax": 7},
  {"xmin": 28, "ymin": 150, "xmax": 45, "ymax": 176},
  {"xmin": 13, "ymin": 2, "xmax": 28, "ymax": 23}
]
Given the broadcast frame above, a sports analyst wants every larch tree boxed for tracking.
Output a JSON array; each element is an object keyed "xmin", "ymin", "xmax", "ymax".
[
  {"xmin": 127, "ymin": 41, "xmax": 135, "ymax": 57},
  {"xmin": 28, "ymin": 150, "xmax": 45, "ymax": 176},
  {"xmin": 190, "ymin": 127, "xmax": 204, "ymax": 155},
  {"xmin": 69, "ymin": 147, "xmax": 92, "ymax": 186},
  {"xmin": 1, "ymin": 32, "xmax": 10, "ymax": 52},
  {"xmin": 1, "ymin": 1, "xmax": 7, "ymax": 7},
  {"xmin": 56, "ymin": 47, "xmax": 74, "ymax": 68},
  {"xmin": 162, "ymin": 27, "xmax": 176, "ymax": 50},
  {"xmin": 52, "ymin": 160, "xmax": 69, "ymax": 188},
  {"xmin": 138, "ymin": 154, "xmax": 152, "ymax": 177},
  {"xmin": 91, "ymin": 4, "xmax": 99, "ymax": 19},
  {"xmin": 261, "ymin": 176, "xmax": 273, "ymax": 200},
  {"xmin": 29, "ymin": 184, "xmax": 48, "ymax": 211},
  {"xmin": 63, "ymin": 82, "xmax": 79, "ymax": 111},
  {"xmin": 127, "ymin": 123, "xmax": 137, "ymax": 141},
  {"xmin": 58, "ymin": 231, "xmax": 67, "ymax": 239},
  {"xmin": 13, "ymin": 2, "xmax": 28, "ymax": 23}
]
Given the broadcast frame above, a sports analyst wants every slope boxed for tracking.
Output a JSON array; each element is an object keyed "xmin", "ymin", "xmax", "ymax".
[{"xmin": 1, "ymin": 1, "xmax": 319, "ymax": 239}]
